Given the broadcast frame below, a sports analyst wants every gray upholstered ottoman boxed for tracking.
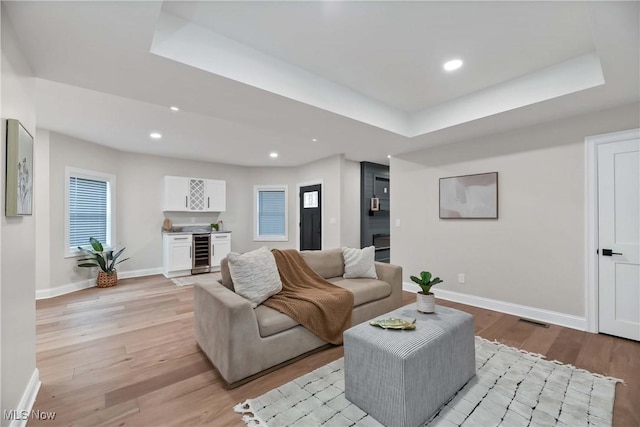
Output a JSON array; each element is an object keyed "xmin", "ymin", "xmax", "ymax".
[{"xmin": 344, "ymin": 304, "xmax": 475, "ymax": 427}]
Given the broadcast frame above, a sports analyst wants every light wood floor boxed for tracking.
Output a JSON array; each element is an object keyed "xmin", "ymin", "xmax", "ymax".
[{"xmin": 30, "ymin": 275, "xmax": 639, "ymax": 426}]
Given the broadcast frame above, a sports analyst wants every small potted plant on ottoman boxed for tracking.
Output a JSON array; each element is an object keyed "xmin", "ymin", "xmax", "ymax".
[
  {"xmin": 411, "ymin": 271, "xmax": 442, "ymax": 313},
  {"xmin": 77, "ymin": 237, "xmax": 129, "ymax": 288}
]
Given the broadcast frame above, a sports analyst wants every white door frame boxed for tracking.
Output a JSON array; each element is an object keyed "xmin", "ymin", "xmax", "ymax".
[
  {"xmin": 584, "ymin": 128, "xmax": 640, "ymax": 333},
  {"xmin": 296, "ymin": 179, "xmax": 325, "ymax": 251}
]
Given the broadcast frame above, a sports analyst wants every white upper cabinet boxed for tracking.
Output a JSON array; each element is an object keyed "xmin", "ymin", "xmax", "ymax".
[
  {"xmin": 163, "ymin": 176, "xmax": 189, "ymax": 211},
  {"xmin": 163, "ymin": 176, "xmax": 226, "ymax": 212},
  {"xmin": 206, "ymin": 179, "xmax": 226, "ymax": 212},
  {"xmin": 188, "ymin": 178, "xmax": 207, "ymax": 211}
]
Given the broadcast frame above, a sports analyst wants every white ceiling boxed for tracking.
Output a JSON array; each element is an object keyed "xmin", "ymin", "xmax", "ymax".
[
  {"xmin": 3, "ymin": 1, "xmax": 639, "ymax": 167},
  {"xmin": 162, "ymin": 1, "xmax": 595, "ymax": 112}
]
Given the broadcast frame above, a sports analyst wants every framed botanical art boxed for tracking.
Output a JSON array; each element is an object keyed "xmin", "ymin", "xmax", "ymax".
[
  {"xmin": 439, "ymin": 172, "xmax": 498, "ymax": 219},
  {"xmin": 6, "ymin": 119, "xmax": 34, "ymax": 216}
]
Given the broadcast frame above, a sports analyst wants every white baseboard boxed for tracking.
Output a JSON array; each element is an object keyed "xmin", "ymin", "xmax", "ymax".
[
  {"xmin": 118, "ymin": 267, "xmax": 163, "ymax": 280},
  {"xmin": 7, "ymin": 369, "xmax": 41, "ymax": 427},
  {"xmin": 35, "ymin": 279, "xmax": 94, "ymax": 300},
  {"xmin": 403, "ymin": 282, "xmax": 586, "ymax": 331},
  {"xmin": 163, "ymin": 268, "xmax": 193, "ymax": 279},
  {"xmin": 36, "ymin": 267, "xmax": 163, "ymax": 300}
]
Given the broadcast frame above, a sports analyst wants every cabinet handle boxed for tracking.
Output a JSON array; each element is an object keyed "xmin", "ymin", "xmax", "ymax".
[
  {"xmin": 173, "ymin": 237, "xmax": 189, "ymax": 240},
  {"xmin": 189, "ymin": 245, "xmax": 192, "ymax": 259},
  {"xmin": 215, "ymin": 235, "xmax": 226, "ymax": 239},
  {"xmin": 212, "ymin": 244, "xmax": 215, "ymax": 256},
  {"xmin": 185, "ymin": 196, "xmax": 188, "ymax": 208},
  {"xmin": 208, "ymin": 197, "xmax": 210, "ymax": 208}
]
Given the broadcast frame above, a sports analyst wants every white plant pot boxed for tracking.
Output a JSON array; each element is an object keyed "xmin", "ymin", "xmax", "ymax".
[{"xmin": 416, "ymin": 292, "xmax": 435, "ymax": 313}]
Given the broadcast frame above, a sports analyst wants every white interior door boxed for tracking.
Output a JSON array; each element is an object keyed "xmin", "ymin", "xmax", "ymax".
[{"xmin": 598, "ymin": 138, "xmax": 640, "ymax": 341}]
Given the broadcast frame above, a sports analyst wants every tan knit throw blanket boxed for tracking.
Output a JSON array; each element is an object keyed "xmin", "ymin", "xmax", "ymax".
[{"xmin": 264, "ymin": 249, "xmax": 354, "ymax": 345}]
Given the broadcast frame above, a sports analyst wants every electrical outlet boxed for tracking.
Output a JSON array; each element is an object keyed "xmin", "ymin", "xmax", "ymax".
[{"xmin": 458, "ymin": 273, "xmax": 465, "ymax": 284}]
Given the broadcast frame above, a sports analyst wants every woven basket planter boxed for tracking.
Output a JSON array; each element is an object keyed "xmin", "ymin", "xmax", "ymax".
[{"xmin": 96, "ymin": 270, "xmax": 118, "ymax": 288}]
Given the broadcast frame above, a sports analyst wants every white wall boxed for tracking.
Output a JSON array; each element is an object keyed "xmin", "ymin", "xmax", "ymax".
[
  {"xmin": 49, "ymin": 132, "xmax": 121, "ymax": 289},
  {"xmin": 42, "ymin": 135, "xmax": 362, "ymax": 294},
  {"xmin": 245, "ymin": 154, "xmax": 360, "ymax": 252},
  {"xmin": 35, "ymin": 129, "xmax": 50, "ymax": 291},
  {"xmin": 392, "ymin": 103, "xmax": 640, "ymax": 319},
  {"xmin": 117, "ymin": 151, "xmax": 253, "ymax": 269},
  {"xmin": 341, "ymin": 158, "xmax": 361, "ymax": 248},
  {"xmin": 1, "ymin": 2, "xmax": 4, "ymax": 412},
  {"xmin": 47, "ymin": 132, "xmax": 254, "ymax": 290},
  {"xmin": 1, "ymin": 6, "xmax": 38, "ymax": 423}
]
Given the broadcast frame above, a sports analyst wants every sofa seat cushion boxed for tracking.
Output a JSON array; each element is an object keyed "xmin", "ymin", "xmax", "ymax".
[
  {"xmin": 254, "ymin": 305, "xmax": 299, "ymax": 337},
  {"xmin": 327, "ymin": 278, "xmax": 391, "ymax": 306}
]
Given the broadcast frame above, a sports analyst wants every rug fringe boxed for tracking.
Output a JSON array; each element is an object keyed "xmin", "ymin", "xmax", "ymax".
[
  {"xmin": 547, "ymin": 360, "xmax": 625, "ymax": 385},
  {"xmin": 475, "ymin": 336, "xmax": 547, "ymax": 359},
  {"xmin": 475, "ymin": 336, "xmax": 625, "ymax": 385},
  {"xmin": 234, "ymin": 400, "xmax": 268, "ymax": 427}
]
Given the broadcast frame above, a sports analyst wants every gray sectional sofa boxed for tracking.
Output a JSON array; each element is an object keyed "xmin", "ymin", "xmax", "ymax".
[{"xmin": 193, "ymin": 248, "xmax": 403, "ymax": 387}]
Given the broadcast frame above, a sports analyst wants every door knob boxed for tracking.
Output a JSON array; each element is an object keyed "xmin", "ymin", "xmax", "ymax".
[{"xmin": 601, "ymin": 249, "xmax": 623, "ymax": 256}]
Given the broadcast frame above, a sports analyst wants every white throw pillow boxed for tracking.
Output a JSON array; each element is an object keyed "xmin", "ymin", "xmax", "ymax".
[
  {"xmin": 342, "ymin": 246, "xmax": 378, "ymax": 279},
  {"xmin": 227, "ymin": 247, "xmax": 282, "ymax": 308}
]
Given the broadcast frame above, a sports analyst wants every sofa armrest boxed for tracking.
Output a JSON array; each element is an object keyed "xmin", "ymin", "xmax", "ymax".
[
  {"xmin": 193, "ymin": 282, "xmax": 261, "ymax": 384},
  {"xmin": 375, "ymin": 262, "xmax": 403, "ymax": 307}
]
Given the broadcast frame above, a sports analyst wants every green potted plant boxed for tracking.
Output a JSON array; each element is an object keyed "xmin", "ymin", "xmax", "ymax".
[
  {"xmin": 77, "ymin": 237, "xmax": 129, "ymax": 288},
  {"xmin": 410, "ymin": 271, "xmax": 442, "ymax": 313}
]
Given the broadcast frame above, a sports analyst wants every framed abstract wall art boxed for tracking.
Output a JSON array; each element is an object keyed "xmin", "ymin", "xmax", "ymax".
[
  {"xmin": 6, "ymin": 119, "xmax": 34, "ymax": 216},
  {"xmin": 439, "ymin": 172, "xmax": 498, "ymax": 219}
]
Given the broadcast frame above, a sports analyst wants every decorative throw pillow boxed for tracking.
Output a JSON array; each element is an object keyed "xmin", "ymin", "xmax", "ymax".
[
  {"xmin": 342, "ymin": 246, "xmax": 377, "ymax": 279},
  {"xmin": 227, "ymin": 247, "xmax": 282, "ymax": 308}
]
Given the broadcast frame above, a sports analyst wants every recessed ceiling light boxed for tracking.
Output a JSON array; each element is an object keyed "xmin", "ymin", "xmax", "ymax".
[
  {"xmin": 312, "ymin": 138, "xmax": 318, "ymax": 142},
  {"xmin": 387, "ymin": 155, "xmax": 391, "ymax": 159},
  {"xmin": 170, "ymin": 106, "xmax": 180, "ymax": 111},
  {"xmin": 150, "ymin": 132, "xmax": 162, "ymax": 139},
  {"xmin": 443, "ymin": 59, "xmax": 463, "ymax": 72},
  {"xmin": 269, "ymin": 152, "xmax": 279, "ymax": 158}
]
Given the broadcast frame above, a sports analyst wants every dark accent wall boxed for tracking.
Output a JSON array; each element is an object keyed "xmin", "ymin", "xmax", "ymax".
[{"xmin": 360, "ymin": 162, "xmax": 390, "ymax": 262}]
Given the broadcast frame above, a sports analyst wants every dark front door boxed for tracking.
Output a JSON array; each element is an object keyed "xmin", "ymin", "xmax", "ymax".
[{"xmin": 300, "ymin": 184, "xmax": 322, "ymax": 250}]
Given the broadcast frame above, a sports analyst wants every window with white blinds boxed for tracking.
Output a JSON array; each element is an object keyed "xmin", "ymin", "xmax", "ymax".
[
  {"xmin": 254, "ymin": 185, "xmax": 288, "ymax": 241},
  {"xmin": 65, "ymin": 168, "xmax": 115, "ymax": 255}
]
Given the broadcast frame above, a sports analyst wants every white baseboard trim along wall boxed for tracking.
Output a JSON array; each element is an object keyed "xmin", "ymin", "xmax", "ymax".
[
  {"xmin": 36, "ymin": 268, "xmax": 163, "ymax": 300},
  {"xmin": 403, "ymin": 282, "xmax": 586, "ymax": 331},
  {"xmin": 7, "ymin": 369, "xmax": 41, "ymax": 427}
]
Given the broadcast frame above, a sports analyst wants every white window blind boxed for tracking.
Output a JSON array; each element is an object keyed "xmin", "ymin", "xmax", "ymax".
[
  {"xmin": 257, "ymin": 190, "xmax": 286, "ymax": 237},
  {"xmin": 68, "ymin": 175, "xmax": 110, "ymax": 249},
  {"xmin": 253, "ymin": 185, "xmax": 288, "ymax": 242}
]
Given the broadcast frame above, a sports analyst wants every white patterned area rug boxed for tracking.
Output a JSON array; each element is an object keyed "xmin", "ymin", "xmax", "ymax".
[
  {"xmin": 170, "ymin": 272, "xmax": 221, "ymax": 287},
  {"xmin": 235, "ymin": 337, "xmax": 622, "ymax": 427}
]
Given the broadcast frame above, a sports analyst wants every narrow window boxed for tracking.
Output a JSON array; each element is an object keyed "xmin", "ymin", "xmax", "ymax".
[
  {"xmin": 254, "ymin": 185, "xmax": 288, "ymax": 241},
  {"xmin": 65, "ymin": 168, "xmax": 115, "ymax": 256}
]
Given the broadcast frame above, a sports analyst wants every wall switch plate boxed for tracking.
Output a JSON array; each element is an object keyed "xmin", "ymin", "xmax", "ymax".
[
  {"xmin": 458, "ymin": 273, "xmax": 465, "ymax": 284},
  {"xmin": 395, "ymin": 219, "xmax": 401, "ymax": 227}
]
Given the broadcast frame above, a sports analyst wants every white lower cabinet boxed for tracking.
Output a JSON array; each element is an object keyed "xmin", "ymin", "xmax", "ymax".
[
  {"xmin": 163, "ymin": 234, "xmax": 192, "ymax": 278},
  {"xmin": 211, "ymin": 233, "xmax": 231, "ymax": 271}
]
